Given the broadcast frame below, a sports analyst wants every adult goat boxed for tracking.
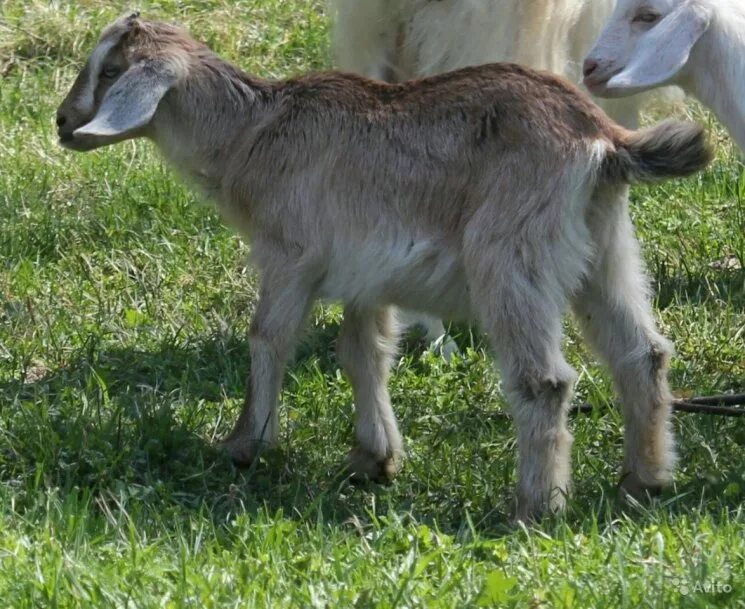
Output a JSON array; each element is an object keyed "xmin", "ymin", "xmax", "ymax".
[
  {"xmin": 584, "ymin": 0, "xmax": 745, "ymax": 151},
  {"xmin": 330, "ymin": 0, "xmax": 667, "ymax": 351}
]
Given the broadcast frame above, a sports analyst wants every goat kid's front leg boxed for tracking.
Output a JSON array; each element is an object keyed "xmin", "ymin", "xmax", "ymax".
[
  {"xmin": 221, "ymin": 271, "xmax": 314, "ymax": 467},
  {"xmin": 337, "ymin": 306, "xmax": 404, "ymax": 482}
]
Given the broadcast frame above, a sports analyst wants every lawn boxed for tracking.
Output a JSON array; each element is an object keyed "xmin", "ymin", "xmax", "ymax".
[{"xmin": 0, "ymin": 1, "xmax": 743, "ymax": 607}]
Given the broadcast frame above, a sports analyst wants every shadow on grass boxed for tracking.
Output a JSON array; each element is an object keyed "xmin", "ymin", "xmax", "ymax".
[
  {"xmin": 0, "ymin": 322, "xmax": 510, "ymax": 532},
  {"xmin": 2, "ymin": 317, "xmax": 742, "ymax": 537},
  {"xmin": 655, "ymin": 266, "xmax": 745, "ymax": 309}
]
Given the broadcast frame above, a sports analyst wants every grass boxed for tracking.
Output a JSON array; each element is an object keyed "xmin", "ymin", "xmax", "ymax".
[{"xmin": 0, "ymin": 1, "xmax": 743, "ymax": 607}]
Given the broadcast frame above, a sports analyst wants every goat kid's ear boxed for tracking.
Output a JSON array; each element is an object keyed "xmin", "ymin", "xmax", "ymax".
[
  {"xmin": 606, "ymin": 1, "xmax": 711, "ymax": 92},
  {"xmin": 73, "ymin": 59, "xmax": 179, "ymax": 147}
]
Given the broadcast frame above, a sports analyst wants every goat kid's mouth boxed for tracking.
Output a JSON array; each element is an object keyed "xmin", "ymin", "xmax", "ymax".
[
  {"xmin": 58, "ymin": 130, "xmax": 103, "ymax": 152},
  {"xmin": 59, "ymin": 135, "xmax": 87, "ymax": 151}
]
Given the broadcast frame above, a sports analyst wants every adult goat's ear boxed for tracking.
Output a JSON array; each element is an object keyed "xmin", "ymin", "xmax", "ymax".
[
  {"xmin": 607, "ymin": 2, "xmax": 711, "ymax": 92},
  {"xmin": 73, "ymin": 59, "xmax": 180, "ymax": 146}
]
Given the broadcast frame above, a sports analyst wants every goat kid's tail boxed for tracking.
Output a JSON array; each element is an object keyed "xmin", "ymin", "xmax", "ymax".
[{"xmin": 602, "ymin": 119, "xmax": 713, "ymax": 184}]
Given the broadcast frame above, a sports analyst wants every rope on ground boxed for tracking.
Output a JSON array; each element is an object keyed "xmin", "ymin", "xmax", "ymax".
[{"xmin": 571, "ymin": 393, "xmax": 745, "ymax": 417}]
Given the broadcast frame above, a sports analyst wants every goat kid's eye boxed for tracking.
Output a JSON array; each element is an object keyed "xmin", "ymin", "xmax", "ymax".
[
  {"xmin": 100, "ymin": 65, "xmax": 121, "ymax": 79},
  {"xmin": 632, "ymin": 11, "xmax": 661, "ymax": 24}
]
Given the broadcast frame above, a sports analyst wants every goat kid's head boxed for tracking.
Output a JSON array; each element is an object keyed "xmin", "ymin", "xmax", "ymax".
[
  {"xmin": 583, "ymin": 0, "xmax": 712, "ymax": 97},
  {"xmin": 56, "ymin": 13, "xmax": 191, "ymax": 151}
]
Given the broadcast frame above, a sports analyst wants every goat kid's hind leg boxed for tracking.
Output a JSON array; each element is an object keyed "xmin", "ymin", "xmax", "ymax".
[
  {"xmin": 221, "ymin": 270, "xmax": 314, "ymax": 467},
  {"xmin": 470, "ymin": 255, "xmax": 576, "ymax": 520},
  {"xmin": 337, "ymin": 306, "xmax": 403, "ymax": 482},
  {"xmin": 573, "ymin": 201, "xmax": 676, "ymax": 501},
  {"xmin": 503, "ymin": 334, "xmax": 576, "ymax": 522}
]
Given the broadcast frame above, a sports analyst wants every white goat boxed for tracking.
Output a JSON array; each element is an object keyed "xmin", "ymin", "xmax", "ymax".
[
  {"xmin": 584, "ymin": 0, "xmax": 745, "ymax": 151},
  {"xmin": 57, "ymin": 14, "xmax": 712, "ymax": 520},
  {"xmin": 330, "ymin": 0, "xmax": 653, "ymax": 127},
  {"xmin": 330, "ymin": 0, "xmax": 665, "ymax": 352}
]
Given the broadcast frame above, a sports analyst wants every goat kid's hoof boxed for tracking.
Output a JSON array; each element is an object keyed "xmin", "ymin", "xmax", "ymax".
[
  {"xmin": 345, "ymin": 447, "xmax": 400, "ymax": 484},
  {"xmin": 513, "ymin": 509, "xmax": 542, "ymax": 526},
  {"xmin": 513, "ymin": 501, "xmax": 563, "ymax": 525},
  {"xmin": 218, "ymin": 437, "xmax": 271, "ymax": 469},
  {"xmin": 619, "ymin": 471, "xmax": 665, "ymax": 504}
]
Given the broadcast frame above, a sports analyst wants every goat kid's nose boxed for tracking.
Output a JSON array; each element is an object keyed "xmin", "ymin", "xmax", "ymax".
[
  {"xmin": 583, "ymin": 58, "xmax": 599, "ymax": 78},
  {"xmin": 56, "ymin": 114, "xmax": 67, "ymax": 128}
]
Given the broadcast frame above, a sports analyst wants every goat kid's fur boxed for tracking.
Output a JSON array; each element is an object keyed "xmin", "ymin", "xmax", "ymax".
[
  {"xmin": 585, "ymin": 0, "xmax": 745, "ymax": 152},
  {"xmin": 57, "ymin": 15, "xmax": 712, "ymax": 520}
]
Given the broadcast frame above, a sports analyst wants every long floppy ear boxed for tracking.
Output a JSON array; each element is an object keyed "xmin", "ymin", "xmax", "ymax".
[
  {"xmin": 73, "ymin": 59, "xmax": 179, "ymax": 145},
  {"xmin": 606, "ymin": 2, "xmax": 711, "ymax": 91}
]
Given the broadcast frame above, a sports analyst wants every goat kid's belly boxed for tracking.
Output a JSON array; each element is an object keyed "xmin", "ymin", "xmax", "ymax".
[{"xmin": 317, "ymin": 236, "xmax": 471, "ymax": 318}]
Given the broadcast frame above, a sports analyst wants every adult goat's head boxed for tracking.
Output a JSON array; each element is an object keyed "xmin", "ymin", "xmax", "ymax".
[{"xmin": 582, "ymin": 0, "xmax": 712, "ymax": 97}]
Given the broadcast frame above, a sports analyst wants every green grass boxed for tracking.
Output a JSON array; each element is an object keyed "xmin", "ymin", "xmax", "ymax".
[{"xmin": 1, "ymin": 1, "xmax": 744, "ymax": 607}]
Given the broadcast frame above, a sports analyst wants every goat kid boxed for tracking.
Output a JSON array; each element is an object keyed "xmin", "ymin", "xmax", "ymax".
[
  {"xmin": 57, "ymin": 14, "xmax": 712, "ymax": 520},
  {"xmin": 584, "ymin": 0, "xmax": 745, "ymax": 151}
]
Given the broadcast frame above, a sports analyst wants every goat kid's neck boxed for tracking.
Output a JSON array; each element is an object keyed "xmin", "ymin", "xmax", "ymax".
[{"xmin": 151, "ymin": 57, "xmax": 271, "ymax": 197}]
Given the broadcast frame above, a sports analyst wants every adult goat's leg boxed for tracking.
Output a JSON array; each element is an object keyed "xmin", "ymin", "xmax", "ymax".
[
  {"xmin": 573, "ymin": 200, "xmax": 676, "ymax": 499},
  {"xmin": 221, "ymin": 268, "xmax": 314, "ymax": 466},
  {"xmin": 395, "ymin": 309, "xmax": 459, "ymax": 359},
  {"xmin": 337, "ymin": 305, "xmax": 403, "ymax": 481}
]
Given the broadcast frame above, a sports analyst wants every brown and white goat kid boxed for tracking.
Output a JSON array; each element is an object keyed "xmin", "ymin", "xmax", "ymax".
[{"xmin": 57, "ymin": 14, "xmax": 712, "ymax": 520}]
